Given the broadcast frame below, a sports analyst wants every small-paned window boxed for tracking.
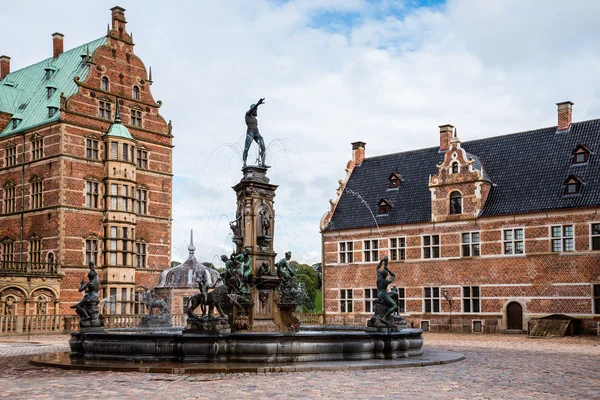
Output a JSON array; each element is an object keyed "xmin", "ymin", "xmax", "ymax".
[
  {"xmin": 85, "ymin": 238, "xmax": 98, "ymax": 266},
  {"xmin": 594, "ymin": 284, "xmax": 600, "ymax": 315},
  {"xmin": 110, "ymin": 142, "xmax": 118, "ymax": 160},
  {"xmin": 449, "ymin": 191, "xmax": 462, "ymax": 214},
  {"xmin": 109, "ymin": 287, "xmax": 117, "ymax": 314},
  {"xmin": 451, "ymin": 162, "xmax": 459, "ymax": 174},
  {"xmin": 99, "ymin": 101, "xmax": 112, "ymax": 120},
  {"xmin": 551, "ymin": 225, "xmax": 574, "ymax": 252},
  {"xmin": 29, "ymin": 238, "xmax": 42, "ymax": 264},
  {"xmin": 136, "ymin": 149, "xmax": 148, "ymax": 169},
  {"xmin": 122, "ymin": 143, "xmax": 129, "ymax": 162},
  {"xmin": 339, "ymin": 241, "xmax": 353, "ymax": 263},
  {"xmin": 591, "ymin": 224, "xmax": 600, "ymax": 251},
  {"xmin": 101, "ymin": 76, "xmax": 109, "ymax": 91},
  {"xmin": 364, "ymin": 288, "xmax": 377, "ymax": 313},
  {"xmin": 378, "ymin": 199, "xmax": 391, "ymax": 215},
  {"xmin": 121, "ymin": 186, "xmax": 128, "ymax": 211},
  {"xmin": 423, "ymin": 235, "xmax": 440, "ymax": 259},
  {"xmin": 31, "ymin": 137, "xmax": 43, "ymax": 161},
  {"xmin": 135, "ymin": 242, "xmax": 147, "ymax": 268},
  {"xmin": 2, "ymin": 240, "xmax": 14, "ymax": 264},
  {"xmin": 461, "ymin": 232, "xmax": 480, "ymax": 257},
  {"xmin": 389, "ymin": 237, "xmax": 406, "ymax": 261},
  {"xmin": 463, "ymin": 286, "xmax": 480, "ymax": 313},
  {"xmin": 130, "ymin": 109, "xmax": 142, "ymax": 127},
  {"xmin": 503, "ymin": 228, "xmax": 524, "ymax": 254},
  {"xmin": 3, "ymin": 184, "xmax": 16, "ymax": 213},
  {"xmin": 564, "ymin": 176, "xmax": 582, "ymax": 195},
  {"xmin": 110, "ymin": 184, "xmax": 118, "ymax": 210},
  {"xmin": 396, "ymin": 287, "xmax": 406, "ymax": 312},
  {"xmin": 424, "ymin": 287, "xmax": 440, "ymax": 313},
  {"xmin": 5, "ymin": 146, "xmax": 17, "ymax": 167},
  {"xmin": 388, "ymin": 173, "xmax": 402, "ymax": 189},
  {"xmin": 86, "ymin": 138, "xmax": 99, "ymax": 159},
  {"xmin": 132, "ymin": 86, "xmax": 140, "ymax": 100},
  {"xmin": 340, "ymin": 289, "xmax": 353, "ymax": 313},
  {"xmin": 31, "ymin": 179, "xmax": 43, "ymax": 209},
  {"xmin": 135, "ymin": 188, "xmax": 148, "ymax": 215},
  {"xmin": 364, "ymin": 239, "xmax": 379, "ymax": 262},
  {"xmin": 572, "ymin": 145, "xmax": 590, "ymax": 164},
  {"xmin": 85, "ymin": 181, "xmax": 99, "ymax": 208}
]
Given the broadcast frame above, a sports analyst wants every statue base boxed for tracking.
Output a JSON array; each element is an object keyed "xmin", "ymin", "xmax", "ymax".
[
  {"xmin": 276, "ymin": 302, "xmax": 300, "ymax": 332},
  {"xmin": 241, "ymin": 165, "xmax": 270, "ymax": 183},
  {"xmin": 78, "ymin": 326, "xmax": 105, "ymax": 333},
  {"xmin": 139, "ymin": 315, "xmax": 172, "ymax": 328},
  {"xmin": 366, "ymin": 300, "xmax": 398, "ymax": 330},
  {"xmin": 185, "ymin": 317, "xmax": 231, "ymax": 335},
  {"xmin": 79, "ymin": 315, "xmax": 104, "ymax": 329}
]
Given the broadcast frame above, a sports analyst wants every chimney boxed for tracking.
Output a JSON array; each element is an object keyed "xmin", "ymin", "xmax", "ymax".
[
  {"xmin": 111, "ymin": 6, "xmax": 127, "ymax": 33},
  {"xmin": 52, "ymin": 33, "xmax": 64, "ymax": 58},
  {"xmin": 439, "ymin": 124, "xmax": 454, "ymax": 151},
  {"xmin": 352, "ymin": 141, "xmax": 366, "ymax": 166},
  {"xmin": 0, "ymin": 56, "xmax": 10, "ymax": 80},
  {"xmin": 556, "ymin": 101, "xmax": 574, "ymax": 132}
]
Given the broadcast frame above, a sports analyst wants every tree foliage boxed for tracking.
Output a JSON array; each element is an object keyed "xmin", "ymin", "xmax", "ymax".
[{"xmin": 290, "ymin": 261, "xmax": 318, "ymax": 312}]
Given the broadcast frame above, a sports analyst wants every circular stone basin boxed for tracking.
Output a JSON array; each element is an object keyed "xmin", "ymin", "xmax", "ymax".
[{"xmin": 69, "ymin": 329, "xmax": 426, "ymax": 363}]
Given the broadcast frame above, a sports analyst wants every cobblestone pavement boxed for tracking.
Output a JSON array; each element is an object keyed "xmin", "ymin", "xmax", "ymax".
[{"xmin": 0, "ymin": 333, "xmax": 598, "ymax": 399}]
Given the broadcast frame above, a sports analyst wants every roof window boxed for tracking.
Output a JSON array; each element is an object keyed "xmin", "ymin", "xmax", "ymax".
[
  {"xmin": 48, "ymin": 107, "xmax": 58, "ymax": 118},
  {"xmin": 11, "ymin": 118, "xmax": 21, "ymax": 130},
  {"xmin": 388, "ymin": 173, "xmax": 402, "ymax": 189},
  {"xmin": 449, "ymin": 191, "xmax": 462, "ymax": 215},
  {"xmin": 47, "ymin": 86, "xmax": 56, "ymax": 99},
  {"xmin": 378, "ymin": 199, "xmax": 392, "ymax": 215},
  {"xmin": 451, "ymin": 162, "xmax": 459, "ymax": 174},
  {"xmin": 572, "ymin": 145, "xmax": 591, "ymax": 165},
  {"xmin": 101, "ymin": 76, "xmax": 109, "ymax": 91},
  {"xmin": 44, "ymin": 68, "xmax": 55, "ymax": 80},
  {"xmin": 564, "ymin": 175, "xmax": 583, "ymax": 195},
  {"xmin": 132, "ymin": 85, "xmax": 140, "ymax": 100}
]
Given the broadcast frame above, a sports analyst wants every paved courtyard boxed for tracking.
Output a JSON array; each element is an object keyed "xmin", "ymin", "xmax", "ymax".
[{"xmin": 0, "ymin": 333, "xmax": 598, "ymax": 399}]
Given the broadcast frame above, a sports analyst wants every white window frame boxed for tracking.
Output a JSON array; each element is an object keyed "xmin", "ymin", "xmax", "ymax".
[
  {"xmin": 590, "ymin": 223, "xmax": 600, "ymax": 251},
  {"xmin": 461, "ymin": 232, "xmax": 481, "ymax": 257},
  {"xmin": 389, "ymin": 237, "xmax": 406, "ymax": 261},
  {"xmin": 364, "ymin": 288, "xmax": 377, "ymax": 313},
  {"xmin": 551, "ymin": 225, "xmax": 574, "ymax": 252},
  {"xmin": 340, "ymin": 289, "xmax": 353, "ymax": 313},
  {"xmin": 503, "ymin": 228, "xmax": 525, "ymax": 255},
  {"xmin": 462, "ymin": 286, "xmax": 480, "ymax": 313},
  {"xmin": 363, "ymin": 239, "xmax": 379, "ymax": 263},
  {"xmin": 423, "ymin": 287, "xmax": 441, "ymax": 313},
  {"xmin": 422, "ymin": 235, "xmax": 440, "ymax": 259},
  {"xmin": 338, "ymin": 241, "xmax": 354, "ymax": 263}
]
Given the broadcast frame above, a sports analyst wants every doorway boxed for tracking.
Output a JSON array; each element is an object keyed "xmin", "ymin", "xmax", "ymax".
[{"xmin": 506, "ymin": 302, "xmax": 523, "ymax": 330}]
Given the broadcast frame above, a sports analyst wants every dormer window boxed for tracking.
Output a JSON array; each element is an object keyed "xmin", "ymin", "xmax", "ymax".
[
  {"xmin": 101, "ymin": 76, "xmax": 109, "ymax": 91},
  {"xmin": 572, "ymin": 145, "xmax": 591, "ymax": 164},
  {"xmin": 47, "ymin": 86, "xmax": 56, "ymax": 99},
  {"xmin": 564, "ymin": 176, "xmax": 583, "ymax": 195},
  {"xmin": 48, "ymin": 107, "xmax": 58, "ymax": 118},
  {"xmin": 132, "ymin": 86, "xmax": 140, "ymax": 100},
  {"xmin": 378, "ymin": 199, "xmax": 392, "ymax": 215},
  {"xmin": 11, "ymin": 118, "xmax": 21, "ymax": 130},
  {"xmin": 449, "ymin": 191, "xmax": 462, "ymax": 214},
  {"xmin": 388, "ymin": 173, "xmax": 402, "ymax": 189},
  {"xmin": 44, "ymin": 68, "xmax": 55, "ymax": 80},
  {"xmin": 451, "ymin": 162, "xmax": 459, "ymax": 174}
]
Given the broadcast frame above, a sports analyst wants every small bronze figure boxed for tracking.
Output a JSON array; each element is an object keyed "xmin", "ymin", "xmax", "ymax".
[
  {"xmin": 243, "ymin": 98, "xmax": 268, "ymax": 168},
  {"xmin": 375, "ymin": 256, "xmax": 398, "ymax": 325},
  {"xmin": 259, "ymin": 208, "xmax": 271, "ymax": 237},
  {"xmin": 71, "ymin": 262, "xmax": 104, "ymax": 328}
]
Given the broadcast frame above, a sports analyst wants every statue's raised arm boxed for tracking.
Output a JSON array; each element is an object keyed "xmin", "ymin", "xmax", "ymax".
[
  {"xmin": 243, "ymin": 98, "xmax": 268, "ymax": 168},
  {"xmin": 246, "ymin": 98, "xmax": 265, "ymax": 115}
]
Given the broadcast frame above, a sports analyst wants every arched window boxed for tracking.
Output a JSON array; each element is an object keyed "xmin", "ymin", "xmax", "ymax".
[
  {"xmin": 451, "ymin": 162, "xmax": 459, "ymax": 174},
  {"xmin": 132, "ymin": 86, "xmax": 140, "ymax": 100},
  {"xmin": 101, "ymin": 76, "xmax": 109, "ymax": 91},
  {"xmin": 47, "ymin": 252, "xmax": 55, "ymax": 265},
  {"xmin": 449, "ymin": 191, "xmax": 462, "ymax": 215}
]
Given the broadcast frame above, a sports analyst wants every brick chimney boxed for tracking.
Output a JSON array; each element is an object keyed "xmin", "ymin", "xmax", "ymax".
[
  {"xmin": 352, "ymin": 141, "xmax": 366, "ymax": 166},
  {"xmin": 111, "ymin": 6, "xmax": 127, "ymax": 33},
  {"xmin": 0, "ymin": 56, "xmax": 10, "ymax": 80},
  {"xmin": 439, "ymin": 124, "xmax": 454, "ymax": 151},
  {"xmin": 556, "ymin": 101, "xmax": 574, "ymax": 132},
  {"xmin": 52, "ymin": 33, "xmax": 64, "ymax": 58}
]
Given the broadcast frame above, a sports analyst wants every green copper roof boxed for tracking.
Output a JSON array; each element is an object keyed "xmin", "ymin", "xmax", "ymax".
[
  {"xmin": 105, "ymin": 121, "xmax": 133, "ymax": 139},
  {"xmin": 0, "ymin": 36, "xmax": 108, "ymax": 137}
]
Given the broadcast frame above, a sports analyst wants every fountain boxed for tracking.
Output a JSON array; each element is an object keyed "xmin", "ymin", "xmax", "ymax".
[{"xmin": 32, "ymin": 99, "xmax": 462, "ymax": 373}]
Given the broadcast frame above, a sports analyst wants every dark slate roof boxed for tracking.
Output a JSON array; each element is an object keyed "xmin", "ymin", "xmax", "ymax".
[{"xmin": 324, "ymin": 119, "xmax": 600, "ymax": 231}]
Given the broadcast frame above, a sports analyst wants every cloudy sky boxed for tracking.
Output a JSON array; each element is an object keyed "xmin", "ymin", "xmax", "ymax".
[{"xmin": 2, "ymin": 0, "xmax": 600, "ymax": 266}]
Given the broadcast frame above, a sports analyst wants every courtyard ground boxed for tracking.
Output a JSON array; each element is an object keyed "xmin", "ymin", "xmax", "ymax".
[{"xmin": 0, "ymin": 332, "xmax": 598, "ymax": 399}]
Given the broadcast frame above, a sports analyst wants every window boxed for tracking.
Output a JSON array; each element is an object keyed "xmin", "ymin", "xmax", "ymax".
[
  {"xmin": 109, "ymin": 227, "xmax": 118, "ymax": 266},
  {"xmin": 423, "ymin": 235, "xmax": 440, "ymax": 259},
  {"xmin": 121, "ymin": 288, "xmax": 127, "ymax": 314},
  {"xmin": 364, "ymin": 288, "xmax": 377, "ymax": 313},
  {"xmin": 48, "ymin": 107, "xmax": 58, "ymax": 118},
  {"xmin": 2, "ymin": 241, "xmax": 14, "ymax": 264},
  {"xmin": 594, "ymin": 285, "xmax": 600, "ymax": 315},
  {"xmin": 121, "ymin": 186, "xmax": 128, "ymax": 211},
  {"xmin": 182, "ymin": 297, "xmax": 190, "ymax": 314},
  {"xmin": 449, "ymin": 191, "xmax": 462, "ymax": 214},
  {"xmin": 31, "ymin": 137, "xmax": 43, "ymax": 160},
  {"xmin": 3, "ymin": 184, "xmax": 16, "ymax": 213},
  {"xmin": 396, "ymin": 287, "xmax": 406, "ymax": 312},
  {"xmin": 29, "ymin": 239, "xmax": 42, "ymax": 264},
  {"xmin": 135, "ymin": 242, "xmax": 146, "ymax": 268},
  {"xmin": 47, "ymin": 87, "xmax": 56, "ymax": 99},
  {"xmin": 378, "ymin": 199, "xmax": 391, "ymax": 215},
  {"xmin": 101, "ymin": 76, "xmax": 109, "ymax": 91},
  {"xmin": 551, "ymin": 225, "xmax": 574, "ymax": 252},
  {"xmin": 572, "ymin": 146, "xmax": 590, "ymax": 164},
  {"xmin": 388, "ymin": 173, "xmax": 402, "ymax": 189},
  {"xmin": 11, "ymin": 119, "xmax": 21, "ymax": 130},
  {"xmin": 135, "ymin": 188, "xmax": 147, "ymax": 214},
  {"xmin": 130, "ymin": 109, "xmax": 142, "ymax": 127},
  {"xmin": 564, "ymin": 176, "xmax": 582, "ymax": 195},
  {"xmin": 86, "ymin": 181, "xmax": 99, "ymax": 208},
  {"xmin": 451, "ymin": 162, "xmax": 459, "ymax": 174},
  {"xmin": 85, "ymin": 238, "xmax": 98, "ymax": 265},
  {"xmin": 338, "ymin": 241, "xmax": 353, "ymax": 263},
  {"xmin": 122, "ymin": 143, "xmax": 129, "ymax": 162},
  {"xmin": 31, "ymin": 179, "xmax": 43, "ymax": 209},
  {"xmin": 109, "ymin": 288, "xmax": 117, "ymax": 314},
  {"xmin": 364, "ymin": 239, "xmax": 379, "ymax": 262},
  {"xmin": 462, "ymin": 286, "xmax": 480, "ymax": 313},
  {"xmin": 110, "ymin": 184, "xmax": 118, "ymax": 210},
  {"xmin": 340, "ymin": 289, "xmax": 353, "ymax": 313},
  {"xmin": 99, "ymin": 101, "xmax": 112, "ymax": 120},
  {"xmin": 591, "ymin": 224, "xmax": 600, "ymax": 250},
  {"xmin": 110, "ymin": 142, "xmax": 118, "ymax": 160},
  {"xmin": 461, "ymin": 232, "xmax": 480, "ymax": 257},
  {"xmin": 132, "ymin": 86, "xmax": 140, "ymax": 100},
  {"xmin": 503, "ymin": 228, "xmax": 524, "ymax": 255},
  {"xmin": 424, "ymin": 287, "xmax": 441, "ymax": 313},
  {"xmin": 122, "ymin": 228, "xmax": 128, "ymax": 266},
  {"xmin": 45, "ymin": 68, "xmax": 55, "ymax": 80},
  {"xmin": 136, "ymin": 149, "xmax": 148, "ymax": 169},
  {"xmin": 420, "ymin": 321, "xmax": 430, "ymax": 331},
  {"xmin": 5, "ymin": 146, "xmax": 17, "ymax": 167},
  {"xmin": 86, "ymin": 138, "xmax": 99, "ymax": 159},
  {"xmin": 389, "ymin": 238, "xmax": 406, "ymax": 261}
]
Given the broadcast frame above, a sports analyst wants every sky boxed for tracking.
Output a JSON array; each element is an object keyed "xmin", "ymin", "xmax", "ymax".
[{"xmin": 2, "ymin": 0, "xmax": 600, "ymax": 266}]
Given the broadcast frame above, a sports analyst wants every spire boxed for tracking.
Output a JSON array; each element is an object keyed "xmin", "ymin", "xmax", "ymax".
[
  {"xmin": 107, "ymin": 23, "xmax": 110, "ymax": 36},
  {"xmin": 114, "ymin": 97, "xmax": 121, "ymax": 123},
  {"xmin": 148, "ymin": 66, "xmax": 153, "ymax": 84},
  {"xmin": 188, "ymin": 229, "xmax": 196, "ymax": 255}
]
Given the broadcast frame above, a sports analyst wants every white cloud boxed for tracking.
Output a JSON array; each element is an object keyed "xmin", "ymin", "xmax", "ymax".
[{"xmin": 2, "ymin": 0, "xmax": 599, "ymax": 267}]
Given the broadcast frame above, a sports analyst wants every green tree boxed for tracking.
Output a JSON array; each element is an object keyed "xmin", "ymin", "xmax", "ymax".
[
  {"xmin": 170, "ymin": 261, "xmax": 181, "ymax": 268},
  {"xmin": 311, "ymin": 263, "xmax": 322, "ymax": 289},
  {"xmin": 202, "ymin": 261, "xmax": 215, "ymax": 269},
  {"xmin": 291, "ymin": 261, "xmax": 318, "ymax": 312}
]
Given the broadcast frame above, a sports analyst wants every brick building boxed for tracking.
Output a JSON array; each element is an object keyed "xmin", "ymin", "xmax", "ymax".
[
  {"xmin": 0, "ymin": 7, "xmax": 172, "ymax": 317},
  {"xmin": 321, "ymin": 102, "xmax": 600, "ymax": 334}
]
